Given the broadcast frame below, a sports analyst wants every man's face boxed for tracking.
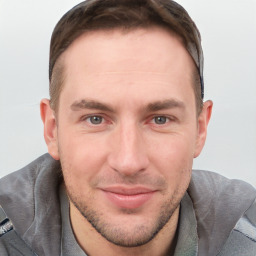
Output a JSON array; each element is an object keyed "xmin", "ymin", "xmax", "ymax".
[{"xmin": 42, "ymin": 27, "xmax": 211, "ymax": 247}]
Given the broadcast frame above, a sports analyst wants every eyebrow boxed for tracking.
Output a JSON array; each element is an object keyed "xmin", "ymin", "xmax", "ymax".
[
  {"xmin": 70, "ymin": 99, "xmax": 114, "ymax": 112},
  {"xmin": 146, "ymin": 99, "xmax": 185, "ymax": 112},
  {"xmin": 70, "ymin": 98, "xmax": 185, "ymax": 113}
]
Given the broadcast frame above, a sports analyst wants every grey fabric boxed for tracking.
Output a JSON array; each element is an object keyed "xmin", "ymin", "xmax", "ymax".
[
  {"xmin": 59, "ymin": 184, "xmax": 87, "ymax": 256},
  {"xmin": 218, "ymin": 201, "xmax": 256, "ymax": 255},
  {"xmin": 0, "ymin": 154, "xmax": 63, "ymax": 255},
  {"xmin": 0, "ymin": 153, "xmax": 256, "ymax": 255},
  {"xmin": 218, "ymin": 230, "xmax": 256, "ymax": 256},
  {"xmin": 234, "ymin": 213, "xmax": 256, "ymax": 242},
  {"xmin": 174, "ymin": 193, "xmax": 198, "ymax": 256},
  {"xmin": 188, "ymin": 170, "xmax": 256, "ymax": 255},
  {"xmin": 0, "ymin": 206, "xmax": 37, "ymax": 256},
  {"xmin": 0, "ymin": 230, "xmax": 38, "ymax": 256}
]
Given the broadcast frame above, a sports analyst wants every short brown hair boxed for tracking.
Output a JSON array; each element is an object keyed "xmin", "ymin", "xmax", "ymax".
[{"xmin": 49, "ymin": 0, "xmax": 204, "ymax": 113}]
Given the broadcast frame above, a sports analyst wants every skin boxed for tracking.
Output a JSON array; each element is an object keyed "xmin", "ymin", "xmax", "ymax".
[{"xmin": 41, "ymin": 27, "xmax": 212, "ymax": 256}]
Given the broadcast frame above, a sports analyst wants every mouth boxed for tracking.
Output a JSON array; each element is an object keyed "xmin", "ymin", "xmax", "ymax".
[{"xmin": 101, "ymin": 186, "xmax": 156, "ymax": 209}]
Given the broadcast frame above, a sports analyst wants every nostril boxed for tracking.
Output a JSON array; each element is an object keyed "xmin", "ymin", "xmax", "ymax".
[{"xmin": 107, "ymin": 149, "xmax": 149, "ymax": 176}]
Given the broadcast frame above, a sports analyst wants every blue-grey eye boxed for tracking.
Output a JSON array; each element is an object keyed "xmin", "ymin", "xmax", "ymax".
[
  {"xmin": 89, "ymin": 116, "xmax": 103, "ymax": 124},
  {"xmin": 154, "ymin": 116, "xmax": 167, "ymax": 124}
]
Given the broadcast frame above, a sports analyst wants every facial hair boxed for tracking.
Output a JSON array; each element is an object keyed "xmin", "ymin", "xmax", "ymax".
[{"xmin": 64, "ymin": 172, "xmax": 188, "ymax": 248}]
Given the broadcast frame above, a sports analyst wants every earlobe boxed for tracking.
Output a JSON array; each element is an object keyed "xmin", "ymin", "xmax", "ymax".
[
  {"xmin": 194, "ymin": 100, "xmax": 213, "ymax": 158},
  {"xmin": 40, "ymin": 99, "xmax": 60, "ymax": 160}
]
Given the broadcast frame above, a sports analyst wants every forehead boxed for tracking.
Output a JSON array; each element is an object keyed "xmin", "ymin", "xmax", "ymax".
[
  {"xmin": 62, "ymin": 26, "xmax": 192, "ymax": 74},
  {"xmin": 58, "ymin": 27, "xmax": 196, "ymax": 109}
]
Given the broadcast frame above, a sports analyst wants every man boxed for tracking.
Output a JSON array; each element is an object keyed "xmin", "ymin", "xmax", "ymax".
[{"xmin": 0, "ymin": 0, "xmax": 255, "ymax": 255}]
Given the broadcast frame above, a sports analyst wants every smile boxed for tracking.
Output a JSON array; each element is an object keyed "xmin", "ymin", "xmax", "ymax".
[{"xmin": 101, "ymin": 187, "xmax": 156, "ymax": 209}]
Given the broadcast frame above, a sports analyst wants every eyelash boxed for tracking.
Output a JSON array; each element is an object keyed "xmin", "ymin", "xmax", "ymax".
[
  {"xmin": 151, "ymin": 116, "xmax": 170, "ymax": 124},
  {"xmin": 80, "ymin": 114, "xmax": 175, "ymax": 126},
  {"xmin": 148, "ymin": 115, "xmax": 176, "ymax": 126},
  {"xmin": 81, "ymin": 115, "xmax": 107, "ymax": 125}
]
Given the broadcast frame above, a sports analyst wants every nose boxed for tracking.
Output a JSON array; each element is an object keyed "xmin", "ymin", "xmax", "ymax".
[{"xmin": 107, "ymin": 122, "xmax": 149, "ymax": 176}]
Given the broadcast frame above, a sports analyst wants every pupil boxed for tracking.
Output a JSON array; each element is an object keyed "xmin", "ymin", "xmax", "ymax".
[
  {"xmin": 155, "ymin": 116, "xmax": 166, "ymax": 124},
  {"xmin": 90, "ymin": 116, "xmax": 102, "ymax": 124}
]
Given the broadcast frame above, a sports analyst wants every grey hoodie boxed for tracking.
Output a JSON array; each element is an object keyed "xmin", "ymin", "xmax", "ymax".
[{"xmin": 0, "ymin": 154, "xmax": 255, "ymax": 255}]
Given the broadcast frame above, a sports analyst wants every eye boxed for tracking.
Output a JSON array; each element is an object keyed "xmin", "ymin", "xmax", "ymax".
[
  {"xmin": 86, "ymin": 116, "xmax": 103, "ymax": 125},
  {"xmin": 153, "ymin": 116, "xmax": 169, "ymax": 125}
]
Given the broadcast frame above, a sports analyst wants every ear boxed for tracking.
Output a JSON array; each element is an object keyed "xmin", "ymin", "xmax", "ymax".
[
  {"xmin": 194, "ymin": 100, "xmax": 213, "ymax": 158},
  {"xmin": 40, "ymin": 99, "xmax": 60, "ymax": 160}
]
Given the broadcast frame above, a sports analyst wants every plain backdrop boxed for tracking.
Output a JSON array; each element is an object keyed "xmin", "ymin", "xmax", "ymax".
[{"xmin": 0, "ymin": 0, "xmax": 255, "ymax": 186}]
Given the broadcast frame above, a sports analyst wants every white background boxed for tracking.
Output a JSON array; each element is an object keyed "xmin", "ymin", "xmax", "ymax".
[{"xmin": 0, "ymin": 0, "xmax": 255, "ymax": 186}]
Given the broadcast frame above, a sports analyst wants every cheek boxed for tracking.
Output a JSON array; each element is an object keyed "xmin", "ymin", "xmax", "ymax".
[
  {"xmin": 149, "ymin": 138, "xmax": 193, "ymax": 197},
  {"xmin": 147, "ymin": 133, "xmax": 195, "ymax": 178},
  {"xmin": 58, "ymin": 130, "xmax": 109, "ymax": 183}
]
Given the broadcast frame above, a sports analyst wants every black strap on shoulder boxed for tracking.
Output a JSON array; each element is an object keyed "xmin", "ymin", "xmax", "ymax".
[
  {"xmin": 0, "ymin": 205, "xmax": 37, "ymax": 256},
  {"xmin": 0, "ymin": 206, "xmax": 13, "ymax": 237}
]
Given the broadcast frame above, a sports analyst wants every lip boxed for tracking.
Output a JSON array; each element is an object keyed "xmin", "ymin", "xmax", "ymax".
[{"xmin": 101, "ymin": 186, "xmax": 156, "ymax": 209}]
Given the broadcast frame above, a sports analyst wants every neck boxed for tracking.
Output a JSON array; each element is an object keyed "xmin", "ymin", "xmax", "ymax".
[{"xmin": 70, "ymin": 203, "xmax": 180, "ymax": 256}]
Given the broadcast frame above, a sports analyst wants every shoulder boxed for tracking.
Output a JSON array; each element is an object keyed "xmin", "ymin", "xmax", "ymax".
[
  {"xmin": 190, "ymin": 169, "xmax": 256, "ymax": 195},
  {"xmin": 0, "ymin": 153, "xmax": 59, "ymax": 188},
  {"xmin": 189, "ymin": 170, "xmax": 256, "ymax": 255},
  {"xmin": 218, "ymin": 199, "xmax": 256, "ymax": 255},
  {"xmin": 0, "ymin": 154, "xmax": 62, "ymax": 255},
  {"xmin": 0, "ymin": 154, "xmax": 61, "ymax": 222},
  {"xmin": 189, "ymin": 170, "xmax": 256, "ymax": 213}
]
